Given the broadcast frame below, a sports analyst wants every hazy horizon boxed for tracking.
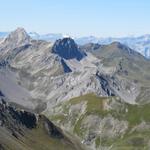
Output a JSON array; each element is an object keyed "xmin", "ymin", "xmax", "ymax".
[
  {"xmin": 0, "ymin": 0, "xmax": 150, "ymax": 37},
  {"xmin": 1, "ymin": 27, "xmax": 150, "ymax": 39}
]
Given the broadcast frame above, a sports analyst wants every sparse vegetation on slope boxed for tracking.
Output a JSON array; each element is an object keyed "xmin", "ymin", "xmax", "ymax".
[{"xmin": 47, "ymin": 93, "xmax": 150, "ymax": 149}]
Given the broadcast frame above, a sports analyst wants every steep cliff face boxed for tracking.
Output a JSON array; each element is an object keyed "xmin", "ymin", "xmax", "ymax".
[{"xmin": 52, "ymin": 38, "xmax": 86, "ymax": 60}]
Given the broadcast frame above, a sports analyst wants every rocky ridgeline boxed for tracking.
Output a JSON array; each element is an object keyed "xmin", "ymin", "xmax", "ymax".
[{"xmin": 0, "ymin": 98, "xmax": 63, "ymax": 138}]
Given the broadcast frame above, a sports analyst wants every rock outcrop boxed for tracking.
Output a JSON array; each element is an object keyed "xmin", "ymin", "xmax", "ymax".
[{"xmin": 52, "ymin": 38, "xmax": 86, "ymax": 60}]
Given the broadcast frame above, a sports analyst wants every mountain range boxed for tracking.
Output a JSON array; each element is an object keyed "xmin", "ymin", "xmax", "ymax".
[
  {"xmin": 0, "ymin": 28, "xmax": 150, "ymax": 150},
  {"xmin": 0, "ymin": 31, "xmax": 150, "ymax": 58}
]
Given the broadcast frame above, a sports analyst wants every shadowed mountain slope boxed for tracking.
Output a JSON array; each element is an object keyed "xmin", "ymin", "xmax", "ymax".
[{"xmin": 52, "ymin": 38, "xmax": 86, "ymax": 60}]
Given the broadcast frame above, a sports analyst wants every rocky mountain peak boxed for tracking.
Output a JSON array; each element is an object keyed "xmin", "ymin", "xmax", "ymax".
[
  {"xmin": 3, "ymin": 27, "xmax": 31, "ymax": 48},
  {"xmin": 109, "ymin": 41, "xmax": 136, "ymax": 55},
  {"xmin": 110, "ymin": 41, "xmax": 129, "ymax": 49},
  {"xmin": 52, "ymin": 37, "xmax": 86, "ymax": 60}
]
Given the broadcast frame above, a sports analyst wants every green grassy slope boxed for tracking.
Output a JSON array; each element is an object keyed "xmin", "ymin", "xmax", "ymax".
[{"xmin": 47, "ymin": 93, "xmax": 150, "ymax": 149}]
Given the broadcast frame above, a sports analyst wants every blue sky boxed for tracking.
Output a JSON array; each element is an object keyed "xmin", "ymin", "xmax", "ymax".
[{"xmin": 0, "ymin": 0, "xmax": 150, "ymax": 37}]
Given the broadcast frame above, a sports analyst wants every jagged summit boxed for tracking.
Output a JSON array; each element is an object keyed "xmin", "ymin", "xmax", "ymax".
[
  {"xmin": 13, "ymin": 27, "xmax": 27, "ymax": 33},
  {"xmin": 3, "ymin": 27, "xmax": 31, "ymax": 48},
  {"xmin": 52, "ymin": 37, "xmax": 86, "ymax": 61},
  {"xmin": 6, "ymin": 27, "xmax": 30, "ymax": 40}
]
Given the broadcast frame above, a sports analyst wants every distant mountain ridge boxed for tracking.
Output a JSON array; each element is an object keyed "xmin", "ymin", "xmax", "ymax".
[
  {"xmin": 0, "ymin": 31, "xmax": 63, "ymax": 42},
  {"xmin": 75, "ymin": 35, "xmax": 150, "ymax": 58},
  {"xmin": 0, "ymin": 32, "xmax": 9, "ymax": 38},
  {"xmin": 0, "ymin": 30, "xmax": 150, "ymax": 58}
]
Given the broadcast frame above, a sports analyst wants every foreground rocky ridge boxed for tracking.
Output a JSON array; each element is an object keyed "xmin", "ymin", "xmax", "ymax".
[{"xmin": 0, "ymin": 98, "xmax": 85, "ymax": 150}]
